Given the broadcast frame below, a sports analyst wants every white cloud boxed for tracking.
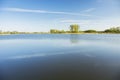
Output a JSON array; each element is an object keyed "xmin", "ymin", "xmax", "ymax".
[
  {"xmin": 60, "ymin": 20, "xmax": 91, "ymax": 24},
  {"xmin": 82, "ymin": 8, "xmax": 96, "ymax": 12},
  {"xmin": 0, "ymin": 7, "xmax": 91, "ymax": 16},
  {"xmin": 1, "ymin": 8, "xmax": 47, "ymax": 13}
]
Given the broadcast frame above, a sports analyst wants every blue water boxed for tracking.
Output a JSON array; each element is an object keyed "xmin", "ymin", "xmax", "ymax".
[{"xmin": 0, "ymin": 34, "xmax": 120, "ymax": 80}]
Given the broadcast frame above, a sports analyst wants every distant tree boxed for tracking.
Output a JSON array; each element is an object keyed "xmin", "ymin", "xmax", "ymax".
[
  {"xmin": 104, "ymin": 27, "xmax": 120, "ymax": 33},
  {"xmin": 84, "ymin": 30, "xmax": 97, "ymax": 33},
  {"xmin": 104, "ymin": 29, "xmax": 111, "ymax": 33},
  {"xmin": 10, "ymin": 31, "xmax": 19, "ymax": 34},
  {"xmin": 5, "ymin": 31, "xmax": 10, "ymax": 34},
  {"xmin": 50, "ymin": 29, "xmax": 59, "ymax": 33},
  {"xmin": 58, "ymin": 30, "xmax": 66, "ymax": 33},
  {"xmin": 61, "ymin": 30, "xmax": 65, "ymax": 33},
  {"xmin": 70, "ymin": 24, "xmax": 80, "ymax": 33},
  {"xmin": 66, "ymin": 31, "xmax": 71, "ymax": 33},
  {"xmin": 0, "ymin": 30, "xmax": 2, "ymax": 34},
  {"xmin": 50, "ymin": 29, "xmax": 56, "ymax": 33}
]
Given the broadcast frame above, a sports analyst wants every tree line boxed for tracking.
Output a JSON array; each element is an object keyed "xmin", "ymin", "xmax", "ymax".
[
  {"xmin": 0, "ymin": 31, "xmax": 47, "ymax": 34},
  {"xmin": 0, "ymin": 24, "xmax": 120, "ymax": 34},
  {"xmin": 50, "ymin": 24, "xmax": 120, "ymax": 34}
]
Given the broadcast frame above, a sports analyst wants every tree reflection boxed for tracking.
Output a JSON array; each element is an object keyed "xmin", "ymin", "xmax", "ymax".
[{"xmin": 70, "ymin": 34, "xmax": 79, "ymax": 44}]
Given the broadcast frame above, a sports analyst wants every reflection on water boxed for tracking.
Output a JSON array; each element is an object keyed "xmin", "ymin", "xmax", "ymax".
[
  {"xmin": 70, "ymin": 34, "xmax": 79, "ymax": 44},
  {"xmin": 0, "ymin": 34, "xmax": 120, "ymax": 80}
]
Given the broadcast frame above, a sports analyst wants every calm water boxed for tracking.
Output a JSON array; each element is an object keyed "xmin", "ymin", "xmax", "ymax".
[{"xmin": 0, "ymin": 34, "xmax": 120, "ymax": 80}]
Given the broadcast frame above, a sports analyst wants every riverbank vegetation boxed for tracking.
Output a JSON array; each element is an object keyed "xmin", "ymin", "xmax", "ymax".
[
  {"xmin": 50, "ymin": 24, "xmax": 120, "ymax": 34},
  {"xmin": 104, "ymin": 27, "xmax": 120, "ymax": 33},
  {"xmin": 0, "ymin": 24, "xmax": 120, "ymax": 34}
]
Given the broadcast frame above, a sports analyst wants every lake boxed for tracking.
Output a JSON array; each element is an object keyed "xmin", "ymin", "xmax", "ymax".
[{"xmin": 0, "ymin": 34, "xmax": 120, "ymax": 80}]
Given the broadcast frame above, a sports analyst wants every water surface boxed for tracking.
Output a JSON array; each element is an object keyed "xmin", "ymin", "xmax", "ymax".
[{"xmin": 0, "ymin": 34, "xmax": 120, "ymax": 80}]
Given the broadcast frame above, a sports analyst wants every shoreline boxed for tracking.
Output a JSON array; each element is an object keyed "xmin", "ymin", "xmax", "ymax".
[
  {"xmin": 0, "ymin": 33, "xmax": 120, "ymax": 35},
  {"xmin": 0, "ymin": 34, "xmax": 11, "ymax": 35}
]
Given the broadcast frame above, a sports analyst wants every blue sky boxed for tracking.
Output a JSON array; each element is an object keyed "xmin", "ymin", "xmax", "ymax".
[{"xmin": 0, "ymin": 0, "xmax": 120, "ymax": 32}]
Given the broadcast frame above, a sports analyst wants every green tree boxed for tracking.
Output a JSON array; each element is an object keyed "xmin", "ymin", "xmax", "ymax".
[
  {"xmin": 61, "ymin": 30, "xmax": 65, "ymax": 33},
  {"xmin": 104, "ymin": 27, "xmax": 120, "ymax": 33},
  {"xmin": 84, "ymin": 30, "xmax": 97, "ymax": 33},
  {"xmin": 70, "ymin": 24, "xmax": 80, "ymax": 33},
  {"xmin": 10, "ymin": 31, "xmax": 18, "ymax": 34},
  {"xmin": 0, "ymin": 30, "xmax": 2, "ymax": 34},
  {"xmin": 50, "ymin": 29, "xmax": 59, "ymax": 33}
]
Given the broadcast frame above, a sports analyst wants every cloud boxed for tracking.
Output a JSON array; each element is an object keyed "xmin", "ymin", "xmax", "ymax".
[
  {"xmin": 82, "ymin": 8, "xmax": 96, "ymax": 12},
  {"xmin": 60, "ymin": 20, "xmax": 91, "ymax": 24},
  {"xmin": 0, "ymin": 7, "xmax": 91, "ymax": 16},
  {"xmin": 1, "ymin": 8, "xmax": 47, "ymax": 13}
]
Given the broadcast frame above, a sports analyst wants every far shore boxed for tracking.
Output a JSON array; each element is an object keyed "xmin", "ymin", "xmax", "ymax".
[
  {"xmin": 0, "ymin": 33, "xmax": 120, "ymax": 35},
  {"xmin": 0, "ymin": 34, "xmax": 11, "ymax": 35}
]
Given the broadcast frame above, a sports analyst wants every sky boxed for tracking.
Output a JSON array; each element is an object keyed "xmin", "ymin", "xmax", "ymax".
[{"xmin": 0, "ymin": 0, "xmax": 120, "ymax": 32}]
